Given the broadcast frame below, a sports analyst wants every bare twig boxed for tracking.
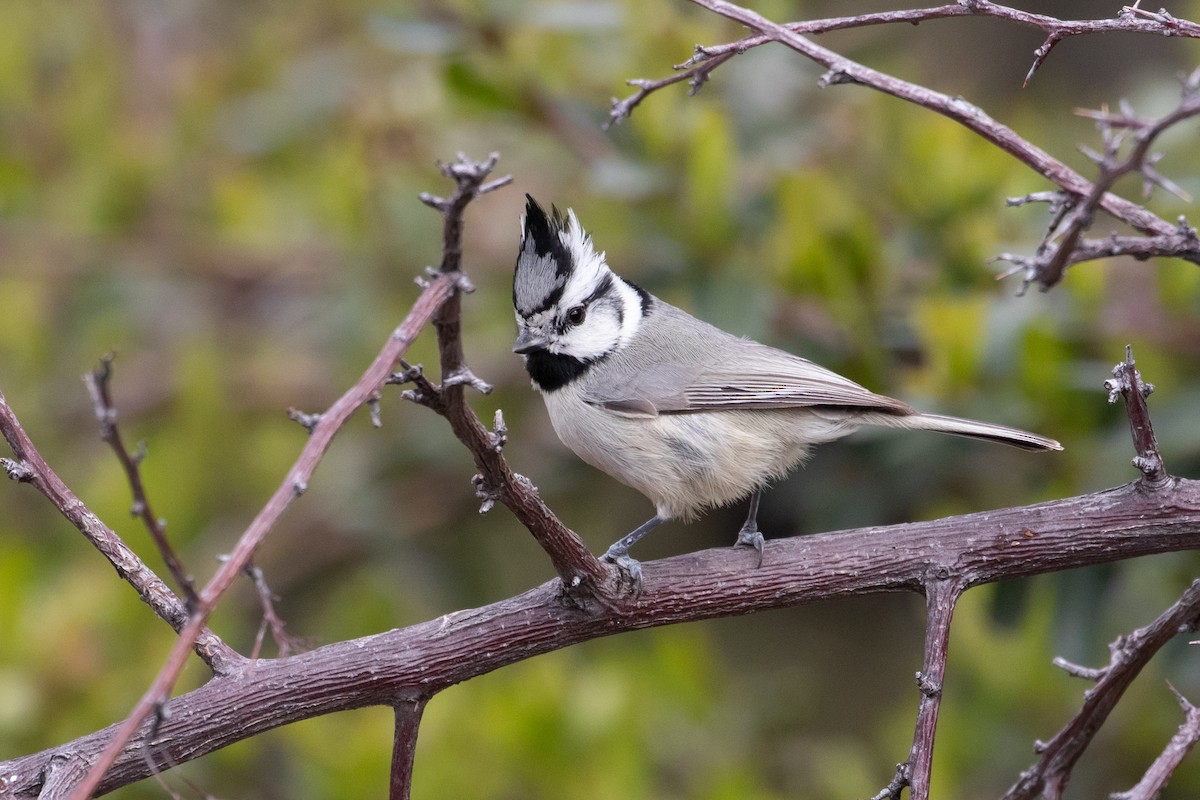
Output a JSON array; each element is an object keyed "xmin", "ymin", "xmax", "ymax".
[
  {"xmin": 675, "ymin": 0, "xmax": 1184, "ymax": 248},
  {"xmin": 244, "ymin": 562, "xmax": 306, "ymax": 659},
  {"xmin": 1110, "ymin": 685, "xmax": 1200, "ymax": 800},
  {"xmin": 85, "ymin": 355, "xmax": 198, "ymax": 607},
  {"xmin": 0, "ymin": 390, "xmax": 240, "ymax": 675},
  {"xmin": 1002, "ymin": 579, "xmax": 1200, "ymax": 800},
  {"xmin": 1025, "ymin": 73, "xmax": 1200, "ymax": 290},
  {"xmin": 993, "ymin": 218, "xmax": 1200, "ymax": 283},
  {"xmin": 64, "ymin": 249, "xmax": 464, "ymax": 800},
  {"xmin": 1104, "ymin": 345, "xmax": 1170, "ymax": 488},
  {"xmin": 609, "ymin": 1, "xmax": 1200, "ymax": 126},
  {"xmin": 616, "ymin": 1, "xmax": 1198, "ymax": 291}
]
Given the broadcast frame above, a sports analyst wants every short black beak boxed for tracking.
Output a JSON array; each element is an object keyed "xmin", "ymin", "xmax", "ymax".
[{"xmin": 513, "ymin": 328, "xmax": 549, "ymax": 354}]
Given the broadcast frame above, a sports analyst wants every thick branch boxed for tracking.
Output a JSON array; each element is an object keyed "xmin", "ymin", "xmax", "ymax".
[{"xmin": 5, "ymin": 478, "xmax": 1200, "ymax": 797}]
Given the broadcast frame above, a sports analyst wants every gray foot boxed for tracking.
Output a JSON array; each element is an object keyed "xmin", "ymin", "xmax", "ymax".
[
  {"xmin": 601, "ymin": 549, "xmax": 644, "ymax": 595},
  {"xmin": 735, "ymin": 526, "xmax": 764, "ymax": 567}
]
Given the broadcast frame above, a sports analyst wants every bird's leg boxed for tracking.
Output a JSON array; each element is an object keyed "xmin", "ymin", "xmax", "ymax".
[
  {"xmin": 735, "ymin": 490, "xmax": 765, "ymax": 566},
  {"xmin": 601, "ymin": 515, "xmax": 665, "ymax": 593}
]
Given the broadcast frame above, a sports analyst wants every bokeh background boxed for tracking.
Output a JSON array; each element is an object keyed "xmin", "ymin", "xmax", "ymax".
[{"xmin": 3, "ymin": 1, "xmax": 1200, "ymax": 797}]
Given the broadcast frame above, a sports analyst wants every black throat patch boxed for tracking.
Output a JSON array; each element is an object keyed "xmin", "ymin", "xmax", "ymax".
[{"xmin": 523, "ymin": 350, "xmax": 595, "ymax": 392}]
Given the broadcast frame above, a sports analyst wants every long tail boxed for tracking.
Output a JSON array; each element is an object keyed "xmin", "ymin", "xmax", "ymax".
[{"xmin": 880, "ymin": 412, "xmax": 1062, "ymax": 452}]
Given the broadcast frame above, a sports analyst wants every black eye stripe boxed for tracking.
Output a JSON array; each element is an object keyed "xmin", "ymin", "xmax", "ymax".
[{"xmin": 582, "ymin": 273, "xmax": 613, "ymax": 305}]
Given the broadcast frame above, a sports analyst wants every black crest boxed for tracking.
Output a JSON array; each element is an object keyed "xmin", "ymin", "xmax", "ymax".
[{"xmin": 514, "ymin": 195, "xmax": 572, "ymax": 316}]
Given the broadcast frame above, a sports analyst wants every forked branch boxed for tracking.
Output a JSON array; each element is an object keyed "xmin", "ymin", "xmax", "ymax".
[
  {"xmin": 58, "ymin": 197, "xmax": 473, "ymax": 800},
  {"xmin": 0, "ymin": 392, "xmax": 239, "ymax": 675},
  {"xmin": 1001, "ymin": 580, "xmax": 1200, "ymax": 800}
]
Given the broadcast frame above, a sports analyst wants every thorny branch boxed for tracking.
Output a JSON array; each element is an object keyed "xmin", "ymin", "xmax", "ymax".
[
  {"xmin": 1001, "ymin": 579, "xmax": 1200, "ymax": 800},
  {"xmin": 85, "ymin": 354, "xmax": 198, "ymax": 608},
  {"xmin": 608, "ymin": 2, "xmax": 1200, "ymax": 126},
  {"xmin": 613, "ymin": 1, "xmax": 1200, "ymax": 292},
  {"xmin": 399, "ymin": 156, "xmax": 612, "ymax": 597},
  {"xmin": 997, "ymin": 69, "xmax": 1200, "ymax": 291}
]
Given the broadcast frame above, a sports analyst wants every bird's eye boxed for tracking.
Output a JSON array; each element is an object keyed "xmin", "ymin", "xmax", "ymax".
[{"xmin": 565, "ymin": 305, "xmax": 587, "ymax": 326}]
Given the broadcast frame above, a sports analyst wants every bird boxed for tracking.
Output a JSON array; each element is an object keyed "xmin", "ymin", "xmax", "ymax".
[{"xmin": 511, "ymin": 195, "xmax": 1061, "ymax": 580}]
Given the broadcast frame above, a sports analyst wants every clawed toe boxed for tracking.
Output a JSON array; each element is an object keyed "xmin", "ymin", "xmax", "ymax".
[
  {"xmin": 601, "ymin": 549, "xmax": 644, "ymax": 595},
  {"xmin": 735, "ymin": 527, "xmax": 765, "ymax": 567}
]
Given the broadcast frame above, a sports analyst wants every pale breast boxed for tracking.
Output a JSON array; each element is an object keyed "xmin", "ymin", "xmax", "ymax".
[{"xmin": 542, "ymin": 389, "xmax": 816, "ymax": 521}]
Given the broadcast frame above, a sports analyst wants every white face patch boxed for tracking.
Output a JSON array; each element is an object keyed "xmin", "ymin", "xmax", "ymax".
[
  {"xmin": 547, "ymin": 212, "xmax": 644, "ymax": 361},
  {"xmin": 514, "ymin": 204, "xmax": 645, "ymax": 363}
]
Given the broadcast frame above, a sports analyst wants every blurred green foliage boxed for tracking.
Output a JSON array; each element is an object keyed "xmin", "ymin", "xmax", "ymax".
[{"xmin": 2, "ymin": 0, "xmax": 1200, "ymax": 797}]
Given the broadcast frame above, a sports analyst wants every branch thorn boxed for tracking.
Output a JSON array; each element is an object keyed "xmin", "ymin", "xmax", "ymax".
[
  {"xmin": 442, "ymin": 367, "xmax": 493, "ymax": 395},
  {"xmin": 286, "ymin": 408, "xmax": 322, "ymax": 434},
  {"xmin": 1, "ymin": 457, "xmax": 34, "ymax": 482},
  {"xmin": 472, "ymin": 474, "xmax": 500, "ymax": 514}
]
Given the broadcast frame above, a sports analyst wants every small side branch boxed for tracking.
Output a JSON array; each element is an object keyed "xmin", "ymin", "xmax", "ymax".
[
  {"xmin": 1002, "ymin": 579, "xmax": 1200, "ymax": 800},
  {"xmin": 994, "ymin": 218, "xmax": 1200, "ymax": 284},
  {"xmin": 244, "ymin": 562, "xmax": 305, "ymax": 659},
  {"xmin": 1104, "ymin": 345, "xmax": 1170, "ymax": 488},
  {"xmin": 85, "ymin": 355, "xmax": 198, "ymax": 608},
  {"xmin": 389, "ymin": 696, "xmax": 429, "ymax": 800},
  {"xmin": 1110, "ymin": 686, "xmax": 1200, "ymax": 800},
  {"xmin": 0, "ymin": 390, "xmax": 239, "ymax": 675},
  {"xmin": 34, "ymin": 752, "xmax": 90, "ymax": 800},
  {"xmin": 1020, "ymin": 70, "xmax": 1200, "ymax": 290}
]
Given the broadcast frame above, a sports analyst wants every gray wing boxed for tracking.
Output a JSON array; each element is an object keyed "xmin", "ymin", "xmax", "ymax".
[
  {"xmin": 671, "ymin": 342, "xmax": 913, "ymax": 414},
  {"xmin": 586, "ymin": 334, "xmax": 912, "ymax": 418}
]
